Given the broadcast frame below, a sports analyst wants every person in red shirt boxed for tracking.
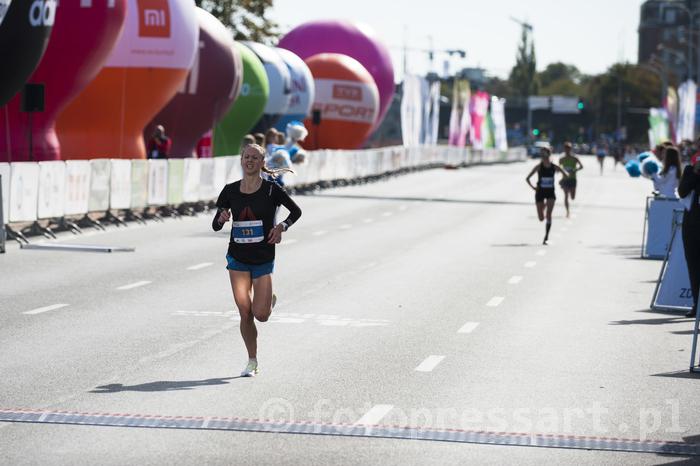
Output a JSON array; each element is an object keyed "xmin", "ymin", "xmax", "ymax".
[{"xmin": 147, "ymin": 125, "xmax": 172, "ymax": 159}]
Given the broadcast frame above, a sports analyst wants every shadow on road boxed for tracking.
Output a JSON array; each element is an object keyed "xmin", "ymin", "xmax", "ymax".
[
  {"xmin": 90, "ymin": 377, "xmax": 239, "ymax": 393},
  {"xmin": 650, "ymin": 370, "xmax": 700, "ymax": 380},
  {"xmin": 609, "ymin": 316, "xmax": 690, "ymax": 326}
]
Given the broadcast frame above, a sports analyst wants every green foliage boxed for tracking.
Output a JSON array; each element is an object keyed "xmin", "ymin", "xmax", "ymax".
[
  {"xmin": 508, "ymin": 28, "xmax": 539, "ymax": 97},
  {"xmin": 195, "ymin": 0, "xmax": 279, "ymax": 43}
]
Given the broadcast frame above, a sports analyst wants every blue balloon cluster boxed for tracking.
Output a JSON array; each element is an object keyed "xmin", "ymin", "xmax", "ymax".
[{"xmin": 625, "ymin": 160, "xmax": 641, "ymax": 177}]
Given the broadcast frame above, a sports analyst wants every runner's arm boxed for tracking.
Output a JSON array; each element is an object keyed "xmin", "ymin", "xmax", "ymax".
[
  {"xmin": 525, "ymin": 166, "xmax": 538, "ymax": 190},
  {"xmin": 212, "ymin": 185, "xmax": 231, "ymax": 232},
  {"xmin": 273, "ymin": 185, "xmax": 302, "ymax": 229}
]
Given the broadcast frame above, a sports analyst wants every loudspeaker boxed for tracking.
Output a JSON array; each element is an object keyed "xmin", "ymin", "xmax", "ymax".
[
  {"xmin": 312, "ymin": 109, "xmax": 321, "ymax": 125},
  {"xmin": 21, "ymin": 83, "xmax": 45, "ymax": 112}
]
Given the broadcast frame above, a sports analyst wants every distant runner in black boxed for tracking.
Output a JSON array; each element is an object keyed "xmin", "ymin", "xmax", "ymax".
[
  {"xmin": 526, "ymin": 147, "xmax": 569, "ymax": 245},
  {"xmin": 212, "ymin": 144, "xmax": 301, "ymax": 377}
]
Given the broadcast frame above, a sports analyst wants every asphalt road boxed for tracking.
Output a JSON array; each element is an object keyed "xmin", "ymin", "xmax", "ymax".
[{"xmin": 1, "ymin": 156, "xmax": 699, "ymax": 465}]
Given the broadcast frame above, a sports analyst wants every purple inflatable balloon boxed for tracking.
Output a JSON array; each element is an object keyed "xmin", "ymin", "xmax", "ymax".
[{"xmin": 278, "ymin": 20, "xmax": 394, "ymax": 132}]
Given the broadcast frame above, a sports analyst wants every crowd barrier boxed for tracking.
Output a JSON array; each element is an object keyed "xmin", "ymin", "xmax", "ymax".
[
  {"xmin": 0, "ymin": 145, "xmax": 526, "ymax": 245},
  {"xmin": 651, "ymin": 210, "xmax": 693, "ymax": 312},
  {"xmin": 641, "ymin": 196, "xmax": 682, "ymax": 259}
]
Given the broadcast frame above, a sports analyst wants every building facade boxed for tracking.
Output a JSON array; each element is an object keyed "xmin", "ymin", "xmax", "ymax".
[{"xmin": 639, "ymin": 0, "xmax": 700, "ymax": 83}]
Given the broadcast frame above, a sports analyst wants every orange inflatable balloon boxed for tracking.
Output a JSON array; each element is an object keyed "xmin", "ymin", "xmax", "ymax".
[
  {"xmin": 56, "ymin": 0, "xmax": 198, "ymax": 159},
  {"xmin": 303, "ymin": 53, "xmax": 379, "ymax": 150}
]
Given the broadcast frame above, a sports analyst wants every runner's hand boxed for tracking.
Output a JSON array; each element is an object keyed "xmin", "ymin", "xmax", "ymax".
[
  {"xmin": 218, "ymin": 209, "xmax": 231, "ymax": 225},
  {"xmin": 267, "ymin": 224, "xmax": 283, "ymax": 244}
]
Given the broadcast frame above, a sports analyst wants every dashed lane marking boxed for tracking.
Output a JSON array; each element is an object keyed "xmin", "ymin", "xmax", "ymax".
[
  {"xmin": 486, "ymin": 296, "xmax": 504, "ymax": 307},
  {"xmin": 23, "ymin": 304, "xmax": 69, "ymax": 315},
  {"xmin": 536, "ymin": 250, "xmax": 547, "ymax": 256},
  {"xmin": 339, "ymin": 224, "xmax": 353, "ymax": 230},
  {"xmin": 312, "ymin": 230, "xmax": 327, "ymax": 237},
  {"xmin": 187, "ymin": 262, "xmax": 213, "ymax": 271},
  {"xmin": 457, "ymin": 322, "xmax": 480, "ymax": 334},
  {"xmin": 524, "ymin": 261, "xmax": 537, "ymax": 268},
  {"xmin": 363, "ymin": 218, "xmax": 374, "ymax": 224},
  {"xmin": 508, "ymin": 276, "xmax": 523, "ymax": 285},
  {"xmin": 280, "ymin": 239, "xmax": 298, "ymax": 246},
  {"xmin": 415, "ymin": 356, "xmax": 445, "ymax": 372},
  {"xmin": 116, "ymin": 281, "xmax": 151, "ymax": 291},
  {"xmin": 0, "ymin": 408, "xmax": 697, "ymax": 456}
]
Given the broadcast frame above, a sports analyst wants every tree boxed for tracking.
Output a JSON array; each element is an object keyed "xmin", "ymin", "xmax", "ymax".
[
  {"xmin": 539, "ymin": 62, "xmax": 582, "ymax": 88},
  {"xmin": 584, "ymin": 63, "xmax": 662, "ymax": 142},
  {"xmin": 508, "ymin": 28, "xmax": 539, "ymax": 97},
  {"xmin": 195, "ymin": 0, "xmax": 279, "ymax": 43}
]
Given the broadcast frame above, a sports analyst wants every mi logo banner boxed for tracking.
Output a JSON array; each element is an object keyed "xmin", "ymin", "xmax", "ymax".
[{"xmin": 138, "ymin": 0, "xmax": 170, "ymax": 37}]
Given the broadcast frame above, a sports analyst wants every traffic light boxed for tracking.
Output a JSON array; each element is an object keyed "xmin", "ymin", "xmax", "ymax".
[
  {"xmin": 577, "ymin": 99, "xmax": 584, "ymax": 111},
  {"xmin": 532, "ymin": 128, "xmax": 540, "ymax": 136}
]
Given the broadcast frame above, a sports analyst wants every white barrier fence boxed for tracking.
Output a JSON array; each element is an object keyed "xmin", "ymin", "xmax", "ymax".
[{"xmin": 0, "ymin": 146, "xmax": 525, "ymax": 226}]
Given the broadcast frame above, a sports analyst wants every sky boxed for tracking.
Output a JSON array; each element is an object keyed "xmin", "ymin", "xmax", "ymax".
[{"xmin": 268, "ymin": 0, "xmax": 643, "ymax": 82}]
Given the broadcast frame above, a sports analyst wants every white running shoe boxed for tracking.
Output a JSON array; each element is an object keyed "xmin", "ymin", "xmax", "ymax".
[{"xmin": 241, "ymin": 359, "xmax": 259, "ymax": 377}]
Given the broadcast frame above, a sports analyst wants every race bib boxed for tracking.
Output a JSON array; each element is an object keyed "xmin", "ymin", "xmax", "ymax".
[
  {"xmin": 232, "ymin": 220, "xmax": 264, "ymax": 243},
  {"xmin": 540, "ymin": 177, "xmax": 554, "ymax": 188}
]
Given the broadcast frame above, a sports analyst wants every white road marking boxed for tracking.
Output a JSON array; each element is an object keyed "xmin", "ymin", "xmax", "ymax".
[
  {"xmin": 536, "ymin": 249, "xmax": 547, "ymax": 256},
  {"xmin": 398, "ymin": 205, "xmax": 408, "ymax": 211},
  {"xmin": 363, "ymin": 218, "xmax": 374, "ymax": 223},
  {"xmin": 117, "ymin": 281, "xmax": 151, "ymax": 291},
  {"xmin": 508, "ymin": 275, "xmax": 523, "ymax": 285},
  {"xmin": 566, "ymin": 220, "xmax": 573, "ymax": 226},
  {"xmin": 561, "ymin": 227, "xmax": 568, "ymax": 232},
  {"xmin": 382, "ymin": 212, "xmax": 393, "ymax": 217},
  {"xmin": 187, "ymin": 262, "xmax": 213, "ymax": 271},
  {"xmin": 312, "ymin": 230, "xmax": 327, "ymax": 237},
  {"xmin": 458, "ymin": 322, "xmax": 480, "ymax": 334},
  {"xmin": 486, "ymin": 296, "xmax": 504, "ymax": 307},
  {"xmin": 354, "ymin": 405, "xmax": 394, "ymax": 426},
  {"xmin": 415, "ymin": 355, "xmax": 446, "ymax": 372},
  {"xmin": 280, "ymin": 239, "xmax": 298, "ymax": 246},
  {"xmin": 339, "ymin": 224, "xmax": 353, "ymax": 230},
  {"xmin": 524, "ymin": 261, "xmax": 537, "ymax": 268},
  {"xmin": 23, "ymin": 304, "xmax": 69, "ymax": 315}
]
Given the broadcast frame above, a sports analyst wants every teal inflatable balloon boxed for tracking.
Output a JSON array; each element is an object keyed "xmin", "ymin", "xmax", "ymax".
[
  {"xmin": 213, "ymin": 42, "xmax": 269, "ymax": 156},
  {"xmin": 625, "ymin": 160, "xmax": 641, "ymax": 178}
]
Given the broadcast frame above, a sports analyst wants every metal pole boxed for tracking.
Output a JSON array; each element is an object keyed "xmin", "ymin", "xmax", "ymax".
[{"xmin": 0, "ymin": 175, "xmax": 5, "ymax": 254}]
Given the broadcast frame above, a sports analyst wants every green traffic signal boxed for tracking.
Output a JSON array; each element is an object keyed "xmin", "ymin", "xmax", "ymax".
[
  {"xmin": 532, "ymin": 129, "xmax": 540, "ymax": 136},
  {"xmin": 577, "ymin": 101, "xmax": 584, "ymax": 110}
]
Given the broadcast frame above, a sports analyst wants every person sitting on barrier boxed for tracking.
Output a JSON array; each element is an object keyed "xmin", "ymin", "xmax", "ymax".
[
  {"xmin": 558, "ymin": 141, "xmax": 583, "ymax": 218},
  {"xmin": 212, "ymin": 143, "xmax": 301, "ymax": 376},
  {"xmin": 526, "ymin": 146, "xmax": 570, "ymax": 245},
  {"xmin": 147, "ymin": 125, "xmax": 172, "ymax": 159},
  {"xmin": 651, "ymin": 146, "xmax": 681, "ymax": 198}
]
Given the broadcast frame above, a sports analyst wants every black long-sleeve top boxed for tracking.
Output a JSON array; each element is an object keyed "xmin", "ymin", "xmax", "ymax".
[
  {"xmin": 679, "ymin": 166, "xmax": 700, "ymax": 226},
  {"xmin": 212, "ymin": 180, "xmax": 302, "ymax": 264}
]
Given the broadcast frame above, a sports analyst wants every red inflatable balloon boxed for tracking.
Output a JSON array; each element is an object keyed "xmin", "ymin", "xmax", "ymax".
[
  {"xmin": 0, "ymin": 0, "xmax": 127, "ymax": 162},
  {"xmin": 144, "ymin": 7, "xmax": 243, "ymax": 158},
  {"xmin": 303, "ymin": 53, "xmax": 379, "ymax": 150},
  {"xmin": 56, "ymin": 0, "xmax": 198, "ymax": 160}
]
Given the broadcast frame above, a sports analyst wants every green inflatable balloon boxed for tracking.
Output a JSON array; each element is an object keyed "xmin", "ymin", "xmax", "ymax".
[{"xmin": 214, "ymin": 42, "xmax": 270, "ymax": 156}]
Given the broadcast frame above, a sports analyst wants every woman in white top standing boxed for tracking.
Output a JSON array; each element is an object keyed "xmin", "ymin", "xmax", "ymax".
[{"xmin": 652, "ymin": 146, "xmax": 681, "ymax": 198}]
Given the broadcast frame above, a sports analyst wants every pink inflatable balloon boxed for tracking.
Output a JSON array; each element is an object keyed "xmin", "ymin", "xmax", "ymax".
[
  {"xmin": 278, "ymin": 20, "xmax": 394, "ymax": 133},
  {"xmin": 144, "ymin": 7, "xmax": 243, "ymax": 157},
  {"xmin": 0, "ymin": 0, "xmax": 127, "ymax": 162}
]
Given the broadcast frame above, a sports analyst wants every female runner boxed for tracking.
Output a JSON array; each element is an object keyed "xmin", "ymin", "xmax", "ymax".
[
  {"xmin": 213, "ymin": 144, "xmax": 302, "ymax": 376},
  {"xmin": 526, "ymin": 147, "xmax": 569, "ymax": 245}
]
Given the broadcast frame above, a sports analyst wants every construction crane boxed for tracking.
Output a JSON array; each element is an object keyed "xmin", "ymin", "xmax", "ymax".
[{"xmin": 509, "ymin": 16, "xmax": 533, "ymax": 32}]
